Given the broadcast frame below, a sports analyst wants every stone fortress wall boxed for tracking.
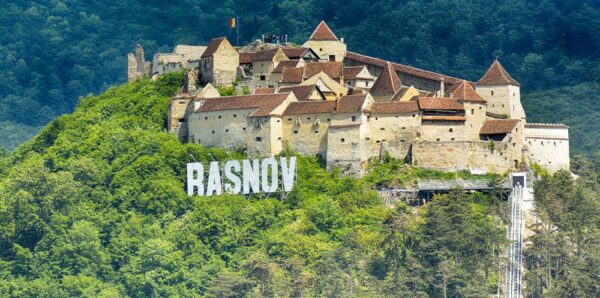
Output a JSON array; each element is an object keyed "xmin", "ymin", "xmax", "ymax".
[{"xmin": 127, "ymin": 21, "xmax": 570, "ymax": 176}]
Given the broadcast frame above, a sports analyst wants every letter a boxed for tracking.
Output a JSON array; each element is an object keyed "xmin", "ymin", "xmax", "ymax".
[{"xmin": 206, "ymin": 161, "xmax": 222, "ymax": 196}]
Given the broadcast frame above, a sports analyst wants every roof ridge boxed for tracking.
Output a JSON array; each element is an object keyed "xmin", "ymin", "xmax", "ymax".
[
  {"xmin": 477, "ymin": 59, "xmax": 520, "ymax": 86},
  {"xmin": 369, "ymin": 61, "xmax": 402, "ymax": 97},
  {"xmin": 308, "ymin": 21, "xmax": 338, "ymax": 41}
]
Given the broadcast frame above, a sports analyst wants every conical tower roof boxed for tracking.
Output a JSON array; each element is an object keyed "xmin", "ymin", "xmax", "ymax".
[
  {"xmin": 451, "ymin": 80, "xmax": 485, "ymax": 102},
  {"xmin": 369, "ymin": 62, "xmax": 402, "ymax": 97},
  {"xmin": 477, "ymin": 59, "xmax": 520, "ymax": 86},
  {"xmin": 308, "ymin": 21, "xmax": 338, "ymax": 41}
]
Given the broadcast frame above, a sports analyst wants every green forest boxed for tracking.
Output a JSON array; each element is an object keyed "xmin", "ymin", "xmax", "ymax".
[
  {"xmin": 0, "ymin": 0, "xmax": 599, "ymax": 153},
  {"xmin": 0, "ymin": 73, "xmax": 598, "ymax": 297}
]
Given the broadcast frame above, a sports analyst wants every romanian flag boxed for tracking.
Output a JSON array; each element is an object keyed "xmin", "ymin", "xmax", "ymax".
[{"xmin": 229, "ymin": 17, "xmax": 236, "ymax": 28}]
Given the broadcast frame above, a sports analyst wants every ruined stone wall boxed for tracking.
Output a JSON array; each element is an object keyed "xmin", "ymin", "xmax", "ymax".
[
  {"xmin": 420, "ymin": 121, "xmax": 468, "ymax": 142},
  {"xmin": 247, "ymin": 117, "xmax": 275, "ymax": 157},
  {"xmin": 200, "ymin": 57, "xmax": 214, "ymax": 85},
  {"xmin": 412, "ymin": 140, "xmax": 521, "ymax": 174},
  {"xmin": 127, "ymin": 53, "xmax": 137, "ymax": 82},
  {"xmin": 524, "ymin": 125, "xmax": 569, "ymax": 172},
  {"xmin": 326, "ymin": 124, "xmax": 368, "ymax": 176},
  {"xmin": 168, "ymin": 97, "xmax": 193, "ymax": 136}
]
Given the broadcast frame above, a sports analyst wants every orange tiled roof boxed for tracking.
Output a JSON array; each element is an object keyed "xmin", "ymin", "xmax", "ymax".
[
  {"xmin": 282, "ymin": 48, "xmax": 308, "ymax": 59},
  {"xmin": 254, "ymin": 87, "xmax": 276, "ymax": 94},
  {"xmin": 197, "ymin": 93, "xmax": 290, "ymax": 117},
  {"xmin": 278, "ymin": 85, "xmax": 322, "ymax": 101},
  {"xmin": 343, "ymin": 66, "xmax": 372, "ymax": 80},
  {"xmin": 345, "ymin": 51, "xmax": 464, "ymax": 85},
  {"xmin": 273, "ymin": 60, "xmax": 301, "ymax": 73},
  {"xmin": 283, "ymin": 101, "xmax": 336, "ymax": 115},
  {"xmin": 304, "ymin": 62, "xmax": 343, "ymax": 79},
  {"xmin": 451, "ymin": 80, "xmax": 486, "ymax": 102},
  {"xmin": 477, "ymin": 59, "xmax": 520, "ymax": 86},
  {"xmin": 369, "ymin": 62, "xmax": 402, "ymax": 97},
  {"xmin": 308, "ymin": 21, "xmax": 338, "ymax": 41},
  {"xmin": 480, "ymin": 119, "xmax": 520, "ymax": 134},
  {"xmin": 422, "ymin": 115, "xmax": 466, "ymax": 121},
  {"xmin": 371, "ymin": 101, "xmax": 419, "ymax": 114},
  {"xmin": 281, "ymin": 67, "xmax": 304, "ymax": 83},
  {"xmin": 201, "ymin": 37, "xmax": 227, "ymax": 58},
  {"xmin": 337, "ymin": 94, "xmax": 368, "ymax": 113},
  {"xmin": 239, "ymin": 52, "xmax": 255, "ymax": 64},
  {"xmin": 418, "ymin": 97, "xmax": 464, "ymax": 111}
]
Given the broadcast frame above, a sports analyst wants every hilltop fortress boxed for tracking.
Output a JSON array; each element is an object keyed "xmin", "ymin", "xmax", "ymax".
[{"xmin": 129, "ymin": 21, "xmax": 569, "ymax": 176}]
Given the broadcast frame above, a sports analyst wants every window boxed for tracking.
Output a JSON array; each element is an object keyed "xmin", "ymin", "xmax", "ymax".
[
  {"xmin": 243, "ymin": 127, "xmax": 246, "ymax": 131},
  {"xmin": 366, "ymin": 81, "xmax": 369, "ymax": 87},
  {"xmin": 491, "ymin": 90, "xmax": 494, "ymax": 96},
  {"xmin": 380, "ymin": 127, "xmax": 385, "ymax": 131},
  {"xmin": 315, "ymin": 131, "xmax": 319, "ymax": 134},
  {"xmin": 218, "ymin": 115, "xmax": 221, "ymax": 119},
  {"xmin": 351, "ymin": 116, "xmax": 356, "ymax": 122},
  {"xmin": 329, "ymin": 55, "xmax": 335, "ymax": 61},
  {"xmin": 278, "ymin": 137, "xmax": 282, "ymax": 140},
  {"xmin": 502, "ymin": 104, "xmax": 505, "ymax": 108},
  {"xmin": 256, "ymin": 137, "xmax": 262, "ymax": 142},
  {"xmin": 178, "ymin": 118, "xmax": 184, "ymax": 123},
  {"xmin": 327, "ymin": 118, "xmax": 331, "ymax": 121},
  {"xmin": 277, "ymin": 119, "xmax": 280, "ymax": 123},
  {"xmin": 294, "ymin": 130, "xmax": 298, "ymax": 134},
  {"xmin": 225, "ymin": 129, "xmax": 229, "ymax": 132},
  {"xmin": 233, "ymin": 114, "xmax": 237, "ymax": 117},
  {"xmin": 366, "ymin": 137, "xmax": 371, "ymax": 140},
  {"xmin": 436, "ymin": 138, "xmax": 440, "ymax": 141},
  {"xmin": 288, "ymin": 118, "xmax": 292, "ymax": 121},
  {"xmin": 471, "ymin": 109, "xmax": 474, "ymax": 115},
  {"xmin": 375, "ymin": 117, "xmax": 378, "ymax": 120},
  {"xmin": 341, "ymin": 138, "xmax": 345, "ymax": 143},
  {"xmin": 319, "ymin": 48, "xmax": 323, "ymax": 52},
  {"xmin": 449, "ymin": 128, "xmax": 453, "ymax": 132},
  {"xmin": 212, "ymin": 130, "xmax": 215, "ymax": 134},
  {"xmin": 307, "ymin": 117, "xmax": 311, "ymax": 120},
  {"xmin": 205, "ymin": 116, "xmax": 208, "ymax": 120},
  {"xmin": 451, "ymin": 138, "xmax": 455, "ymax": 141},
  {"xmin": 260, "ymin": 75, "xmax": 266, "ymax": 81},
  {"xmin": 402, "ymin": 127, "xmax": 406, "ymax": 129}
]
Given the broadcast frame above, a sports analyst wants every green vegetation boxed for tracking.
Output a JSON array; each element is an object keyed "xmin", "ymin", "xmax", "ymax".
[
  {"xmin": 524, "ymin": 156, "xmax": 600, "ymax": 297},
  {"xmin": 0, "ymin": 74, "xmax": 510, "ymax": 297},
  {"xmin": 1, "ymin": 1, "xmax": 600, "ymax": 152}
]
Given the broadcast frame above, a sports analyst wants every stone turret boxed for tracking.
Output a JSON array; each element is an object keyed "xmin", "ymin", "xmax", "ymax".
[
  {"xmin": 303, "ymin": 21, "xmax": 347, "ymax": 62},
  {"xmin": 475, "ymin": 59, "xmax": 525, "ymax": 120},
  {"xmin": 127, "ymin": 44, "xmax": 150, "ymax": 82}
]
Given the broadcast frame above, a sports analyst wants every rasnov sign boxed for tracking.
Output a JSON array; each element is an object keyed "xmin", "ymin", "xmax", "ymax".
[{"xmin": 187, "ymin": 157, "xmax": 296, "ymax": 196}]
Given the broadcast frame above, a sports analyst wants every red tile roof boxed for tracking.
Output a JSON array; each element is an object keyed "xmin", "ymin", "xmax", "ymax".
[
  {"xmin": 343, "ymin": 66, "xmax": 372, "ymax": 80},
  {"xmin": 451, "ymin": 80, "xmax": 486, "ymax": 102},
  {"xmin": 369, "ymin": 62, "xmax": 402, "ymax": 97},
  {"xmin": 308, "ymin": 21, "xmax": 338, "ymax": 41},
  {"xmin": 422, "ymin": 116, "xmax": 466, "ymax": 121},
  {"xmin": 197, "ymin": 93, "xmax": 290, "ymax": 117},
  {"xmin": 239, "ymin": 52, "xmax": 255, "ymax": 64},
  {"xmin": 282, "ymin": 48, "xmax": 308, "ymax": 59},
  {"xmin": 345, "ymin": 51, "xmax": 464, "ymax": 85},
  {"xmin": 418, "ymin": 97, "xmax": 464, "ymax": 111},
  {"xmin": 201, "ymin": 37, "xmax": 227, "ymax": 58},
  {"xmin": 283, "ymin": 101, "xmax": 336, "ymax": 115},
  {"xmin": 278, "ymin": 85, "xmax": 322, "ymax": 101},
  {"xmin": 273, "ymin": 60, "xmax": 301, "ymax": 73},
  {"xmin": 477, "ymin": 59, "xmax": 520, "ymax": 86},
  {"xmin": 337, "ymin": 94, "xmax": 368, "ymax": 113},
  {"xmin": 254, "ymin": 48, "xmax": 285, "ymax": 62},
  {"xmin": 371, "ymin": 101, "xmax": 419, "ymax": 114},
  {"xmin": 254, "ymin": 87, "xmax": 276, "ymax": 94},
  {"xmin": 281, "ymin": 67, "xmax": 304, "ymax": 83},
  {"xmin": 304, "ymin": 62, "xmax": 343, "ymax": 79},
  {"xmin": 480, "ymin": 119, "xmax": 520, "ymax": 134}
]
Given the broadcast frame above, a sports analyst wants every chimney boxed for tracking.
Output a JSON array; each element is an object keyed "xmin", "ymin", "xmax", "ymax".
[{"xmin": 439, "ymin": 77, "xmax": 445, "ymax": 97}]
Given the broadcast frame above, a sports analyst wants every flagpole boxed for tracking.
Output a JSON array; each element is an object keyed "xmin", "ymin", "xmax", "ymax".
[{"xmin": 236, "ymin": 16, "xmax": 239, "ymax": 47}]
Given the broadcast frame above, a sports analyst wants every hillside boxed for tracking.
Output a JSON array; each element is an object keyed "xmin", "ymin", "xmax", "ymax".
[
  {"xmin": 0, "ymin": 73, "xmax": 598, "ymax": 297},
  {"xmin": 1, "ymin": 0, "xmax": 600, "ymax": 153},
  {"xmin": 0, "ymin": 73, "xmax": 509, "ymax": 296}
]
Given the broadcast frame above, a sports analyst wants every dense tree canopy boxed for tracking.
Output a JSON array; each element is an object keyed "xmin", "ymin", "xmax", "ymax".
[
  {"xmin": 0, "ymin": 0, "xmax": 599, "ymax": 152},
  {"xmin": 0, "ymin": 73, "xmax": 512, "ymax": 296}
]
